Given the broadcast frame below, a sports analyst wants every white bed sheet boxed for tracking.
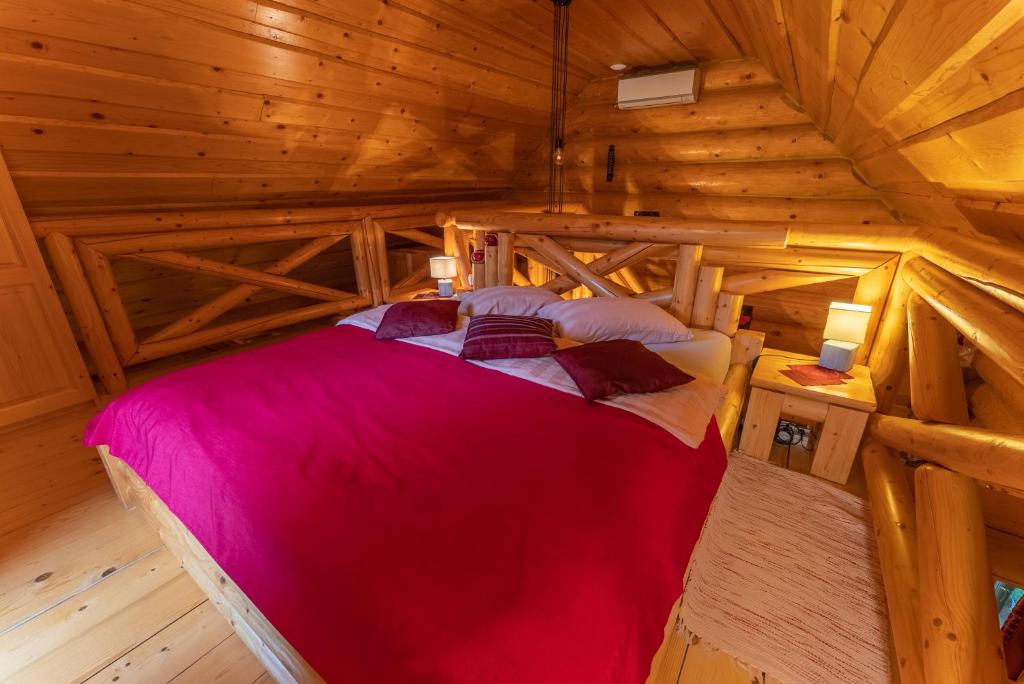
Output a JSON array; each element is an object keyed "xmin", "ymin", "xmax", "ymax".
[
  {"xmin": 338, "ymin": 306, "xmax": 728, "ymax": 448},
  {"xmin": 647, "ymin": 329, "xmax": 732, "ymax": 385}
]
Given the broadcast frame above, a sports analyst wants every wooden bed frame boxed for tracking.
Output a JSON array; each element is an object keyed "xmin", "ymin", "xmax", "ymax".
[{"xmin": 94, "ymin": 207, "xmax": 1024, "ymax": 682}]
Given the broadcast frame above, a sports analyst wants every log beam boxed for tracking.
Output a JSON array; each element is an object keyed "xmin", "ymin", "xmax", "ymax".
[
  {"xmin": 440, "ymin": 211, "xmax": 789, "ymax": 248},
  {"xmin": 132, "ymin": 297, "xmax": 368, "ymax": 365},
  {"xmin": 868, "ymin": 413, "xmax": 1024, "ymax": 492},
  {"xmin": 86, "ymin": 222, "xmax": 360, "ymax": 255},
  {"xmin": 721, "ymin": 269, "xmax": 850, "ymax": 295},
  {"xmin": 43, "ymin": 232, "xmax": 128, "ymax": 394},
  {"xmin": 902, "ymin": 257, "xmax": 1024, "ymax": 388},
  {"xmin": 144, "ymin": 235, "xmax": 347, "ymax": 343},
  {"xmin": 518, "ymin": 235, "xmax": 632, "ymax": 298},
  {"xmin": 122, "ymin": 251, "xmax": 358, "ymax": 303},
  {"xmin": 916, "ymin": 465, "xmax": 1007, "ymax": 684},
  {"xmin": 76, "ymin": 242, "xmax": 139, "ymax": 363},
  {"xmin": 861, "ymin": 439, "xmax": 925, "ymax": 684},
  {"xmin": 543, "ymin": 242, "xmax": 657, "ymax": 295}
]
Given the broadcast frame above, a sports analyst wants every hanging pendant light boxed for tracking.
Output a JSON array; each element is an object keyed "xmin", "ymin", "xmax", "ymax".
[{"xmin": 548, "ymin": 0, "xmax": 572, "ymax": 214}]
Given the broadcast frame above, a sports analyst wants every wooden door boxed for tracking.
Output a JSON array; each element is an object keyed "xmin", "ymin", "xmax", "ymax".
[{"xmin": 0, "ymin": 151, "xmax": 94, "ymax": 428}]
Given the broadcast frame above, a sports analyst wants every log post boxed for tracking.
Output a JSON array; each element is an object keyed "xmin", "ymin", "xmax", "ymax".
[
  {"xmin": 483, "ymin": 233, "xmax": 499, "ymax": 288},
  {"xmin": 350, "ymin": 221, "xmax": 379, "ymax": 305},
  {"xmin": 472, "ymin": 230, "xmax": 486, "ymax": 289},
  {"xmin": 867, "ymin": 253, "xmax": 914, "ymax": 413},
  {"xmin": 443, "ymin": 224, "xmax": 470, "ymax": 290},
  {"xmin": 861, "ymin": 439, "xmax": 925, "ymax": 684},
  {"xmin": 690, "ymin": 266, "xmax": 725, "ymax": 329},
  {"xmin": 367, "ymin": 218, "xmax": 391, "ymax": 303},
  {"xmin": 496, "ymin": 233, "xmax": 514, "ymax": 287},
  {"xmin": 668, "ymin": 244, "xmax": 702, "ymax": 324},
  {"xmin": 916, "ymin": 465, "xmax": 1007, "ymax": 683},
  {"xmin": 713, "ymin": 292, "xmax": 744, "ymax": 337},
  {"xmin": 906, "ymin": 293, "xmax": 969, "ymax": 424},
  {"xmin": 43, "ymin": 232, "xmax": 128, "ymax": 394},
  {"xmin": 715, "ymin": 363, "xmax": 751, "ymax": 450}
]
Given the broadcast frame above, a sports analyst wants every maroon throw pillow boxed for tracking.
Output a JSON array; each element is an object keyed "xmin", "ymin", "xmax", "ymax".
[
  {"xmin": 459, "ymin": 315, "xmax": 556, "ymax": 360},
  {"xmin": 375, "ymin": 300, "xmax": 460, "ymax": 340},
  {"xmin": 553, "ymin": 339, "xmax": 694, "ymax": 401}
]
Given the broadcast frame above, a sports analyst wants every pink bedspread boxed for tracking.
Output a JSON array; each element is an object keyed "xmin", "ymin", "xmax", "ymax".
[{"xmin": 85, "ymin": 325, "xmax": 726, "ymax": 683}]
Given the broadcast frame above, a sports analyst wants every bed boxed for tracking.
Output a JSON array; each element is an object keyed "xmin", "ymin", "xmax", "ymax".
[{"xmin": 88, "ymin": 297, "xmax": 761, "ymax": 683}]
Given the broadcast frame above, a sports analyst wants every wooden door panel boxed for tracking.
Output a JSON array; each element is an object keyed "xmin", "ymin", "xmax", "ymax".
[{"xmin": 0, "ymin": 150, "xmax": 94, "ymax": 428}]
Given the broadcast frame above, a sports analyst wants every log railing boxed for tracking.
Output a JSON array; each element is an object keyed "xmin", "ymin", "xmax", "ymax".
[
  {"xmin": 436, "ymin": 209, "xmax": 899, "ymax": 356},
  {"xmin": 38, "ymin": 200, "xmax": 510, "ymax": 394}
]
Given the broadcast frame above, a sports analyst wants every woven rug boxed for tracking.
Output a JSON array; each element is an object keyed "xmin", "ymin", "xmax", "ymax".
[{"xmin": 679, "ymin": 452, "xmax": 891, "ymax": 684}]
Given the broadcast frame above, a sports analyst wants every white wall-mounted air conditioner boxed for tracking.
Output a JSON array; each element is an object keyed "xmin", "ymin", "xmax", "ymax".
[{"xmin": 616, "ymin": 66, "xmax": 701, "ymax": 110}]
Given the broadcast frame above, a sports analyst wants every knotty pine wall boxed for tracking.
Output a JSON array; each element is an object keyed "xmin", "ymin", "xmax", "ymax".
[{"xmin": 516, "ymin": 60, "xmax": 892, "ymax": 354}]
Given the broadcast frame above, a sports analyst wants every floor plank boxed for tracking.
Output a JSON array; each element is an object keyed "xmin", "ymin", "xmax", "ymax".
[
  {"xmin": 0, "ymin": 547, "xmax": 204, "ymax": 682},
  {"xmin": 0, "ymin": 491, "xmax": 161, "ymax": 633},
  {"xmin": 169, "ymin": 633, "xmax": 268, "ymax": 684},
  {"xmin": 0, "ymin": 408, "xmax": 266, "ymax": 683},
  {"xmin": 86, "ymin": 601, "xmax": 235, "ymax": 684}
]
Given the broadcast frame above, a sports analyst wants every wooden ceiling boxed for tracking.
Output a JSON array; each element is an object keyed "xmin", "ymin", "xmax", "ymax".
[
  {"xmin": 0, "ymin": 0, "xmax": 1021, "ymax": 243},
  {"xmin": 708, "ymin": 0, "xmax": 1024, "ymax": 242}
]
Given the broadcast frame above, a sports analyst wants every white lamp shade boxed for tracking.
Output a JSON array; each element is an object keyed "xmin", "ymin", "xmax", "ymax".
[
  {"xmin": 823, "ymin": 302, "xmax": 872, "ymax": 344},
  {"xmin": 429, "ymin": 256, "xmax": 458, "ymax": 279}
]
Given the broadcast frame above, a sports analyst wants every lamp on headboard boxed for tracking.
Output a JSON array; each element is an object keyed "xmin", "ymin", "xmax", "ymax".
[
  {"xmin": 430, "ymin": 256, "xmax": 458, "ymax": 298},
  {"xmin": 820, "ymin": 302, "xmax": 872, "ymax": 372}
]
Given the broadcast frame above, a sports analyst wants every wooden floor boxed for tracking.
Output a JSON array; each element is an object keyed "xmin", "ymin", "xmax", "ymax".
[
  {"xmin": 0, "ymin": 407, "xmax": 269, "ymax": 683},
  {"xmin": 0, "ymin": 407, "xmax": 774, "ymax": 684}
]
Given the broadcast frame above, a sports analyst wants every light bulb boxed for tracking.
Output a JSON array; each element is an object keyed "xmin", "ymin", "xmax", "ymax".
[{"xmin": 553, "ymin": 146, "xmax": 565, "ymax": 166}]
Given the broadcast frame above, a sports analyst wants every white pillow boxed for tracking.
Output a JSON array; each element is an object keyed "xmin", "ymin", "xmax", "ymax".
[
  {"xmin": 457, "ymin": 286, "xmax": 563, "ymax": 317},
  {"xmin": 538, "ymin": 298, "xmax": 693, "ymax": 345}
]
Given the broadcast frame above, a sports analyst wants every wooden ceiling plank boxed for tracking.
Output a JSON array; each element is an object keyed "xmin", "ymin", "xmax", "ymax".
[
  {"xmin": 127, "ymin": 0, "xmax": 551, "ymax": 110},
  {"xmin": 779, "ymin": 0, "xmax": 842, "ymax": 128},
  {"xmin": 637, "ymin": 0, "xmax": 742, "ymax": 61},
  {"xmin": 884, "ymin": 18, "xmax": 1024, "ymax": 140},
  {"xmin": 262, "ymin": 0, "xmax": 587, "ymax": 86},
  {"xmin": 852, "ymin": 0, "xmax": 1015, "ymax": 127},
  {"xmin": 428, "ymin": 0, "xmax": 611, "ymax": 77},
  {"xmin": 0, "ymin": 0, "xmax": 550, "ymax": 120}
]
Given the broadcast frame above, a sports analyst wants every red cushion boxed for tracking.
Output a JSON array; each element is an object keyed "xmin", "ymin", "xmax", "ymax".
[
  {"xmin": 553, "ymin": 339, "xmax": 694, "ymax": 401},
  {"xmin": 375, "ymin": 300, "xmax": 460, "ymax": 340},
  {"xmin": 459, "ymin": 315, "xmax": 556, "ymax": 360}
]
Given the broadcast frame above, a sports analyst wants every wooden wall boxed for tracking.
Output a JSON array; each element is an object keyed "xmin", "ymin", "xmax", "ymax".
[
  {"xmin": 714, "ymin": 0, "xmax": 1024, "ymax": 243},
  {"xmin": 0, "ymin": 0, "xmax": 750, "ymax": 216},
  {"xmin": 515, "ymin": 59, "xmax": 889, "ymax": 353}
]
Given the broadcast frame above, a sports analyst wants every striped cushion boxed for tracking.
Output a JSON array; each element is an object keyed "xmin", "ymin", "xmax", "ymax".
[{"xmin": 459, "ymin": 315, "xmax": 556, "ymax": 361}]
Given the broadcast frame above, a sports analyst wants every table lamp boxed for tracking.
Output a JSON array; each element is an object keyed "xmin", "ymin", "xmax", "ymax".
[
  {"xmin": 429, "ymin": 256, "xmax": 458, "ymax": 298},
  {"xmin": 820, "ymin": 302, "xmax": 872, "ymax": 372}
]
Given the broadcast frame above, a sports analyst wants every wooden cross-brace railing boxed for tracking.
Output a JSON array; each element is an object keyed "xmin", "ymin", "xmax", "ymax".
[{"xmin": 436, "ymin": 210, "xmax": 900, "ymax": 343}]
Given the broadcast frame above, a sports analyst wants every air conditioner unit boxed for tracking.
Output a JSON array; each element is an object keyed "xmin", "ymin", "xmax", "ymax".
[{"xmin": 616, "ymin": 66, "xmax": 701, "ymax": 110}]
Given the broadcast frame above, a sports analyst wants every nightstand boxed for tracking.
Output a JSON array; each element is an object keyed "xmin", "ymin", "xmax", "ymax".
[{"xmin": 738, "ymin": 348, "xmax": 877, "ymax": 484}]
